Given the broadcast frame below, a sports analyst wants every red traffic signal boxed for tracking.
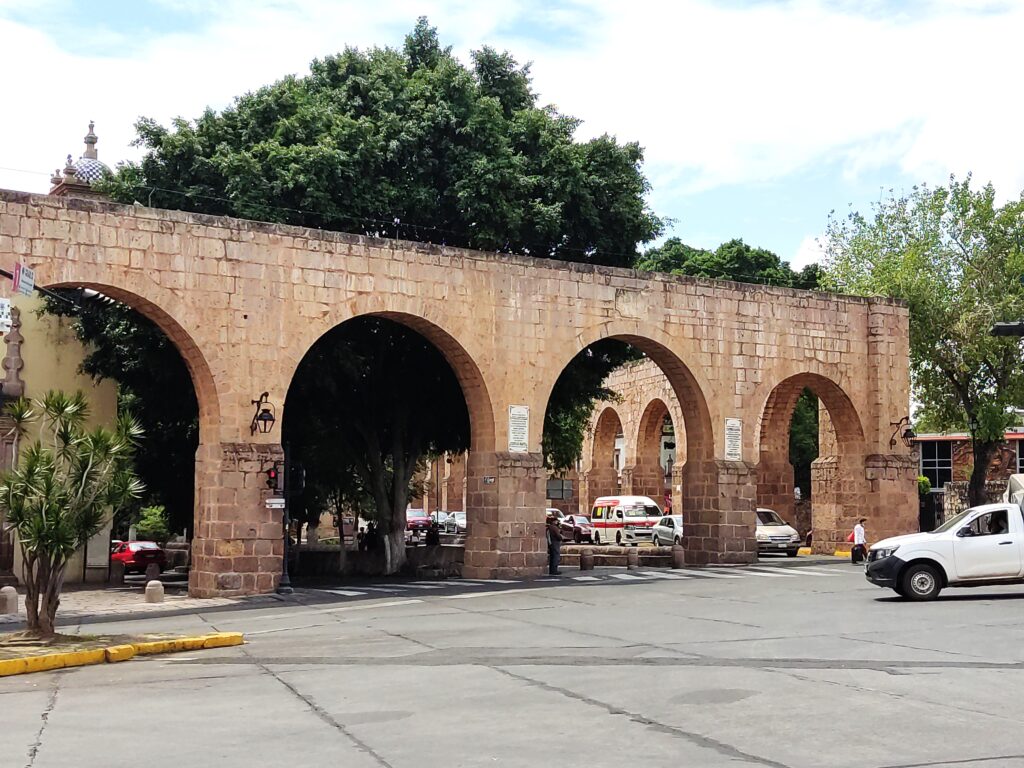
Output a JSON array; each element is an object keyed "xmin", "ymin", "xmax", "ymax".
[{"xmin": 265, "ymin": 465, "xmax": 280, "ymax": 490}]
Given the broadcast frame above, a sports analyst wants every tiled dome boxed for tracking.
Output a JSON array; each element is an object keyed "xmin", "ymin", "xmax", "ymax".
[
  {"xmin": 72, "ymin": 155, "xmax": 109, "ymax": 184},
  {"xmin": 50, "ymin": 122, "xmax": 110, "ymax": 193}
]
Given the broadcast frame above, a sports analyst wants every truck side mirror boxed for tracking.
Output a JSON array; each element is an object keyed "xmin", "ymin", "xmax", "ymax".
[{"xmin": 956, "ymin": 526, "xmax": 974, "ymax": 538}]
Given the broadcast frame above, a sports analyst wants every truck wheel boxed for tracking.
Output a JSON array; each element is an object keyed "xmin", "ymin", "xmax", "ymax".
[
  {"xmin": 615, "ymin": 532, "xmax": 622, "ymax": 546},
  {"xmin": 901, "ymin": 563, "xmax": 942, "ymax": 601},
  {"xmin": 652, "ymin": 535, "xmax": 660, "ymax": 547},
  {"xmin": 594, "ymin": 532, "xmax": 601, "ymax": 545}
]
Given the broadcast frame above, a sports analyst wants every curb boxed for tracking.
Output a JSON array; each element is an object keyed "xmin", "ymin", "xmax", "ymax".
[
  {"xmin": 797, "ymin": 547, "xmax": 812, "ymax": 556},
  {"xmin": 833, "ymin": 549, "xmax": 852, "ymax": 558},
  {"xmin": 0, "ymin": 632, "xmax": 244, "ymax": 678}
]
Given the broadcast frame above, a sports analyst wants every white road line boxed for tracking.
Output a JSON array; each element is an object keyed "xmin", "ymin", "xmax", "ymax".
[
  {"xmin": 321, "ymin": 599, "xmax": 423, "ymax": 612},
  {"xmin": 465, "ymin": 579, "xmax": 519, "ymax": 584},
  {"xmin": 387, "ymin": 584, "xmax": 444, "ymax": 590},
  {"xmin": 317, "ymin": 589, "xmax": 368, "ymax": 597},
  {"xmin": 700, "ymin": 569, "xmax": 746, "ymax": 579},
  {"xmin": 639, "ymin": 571, "xmax": 692, "ymax": 579},
  {"xmin": 362, "ymin": 586, "xmax": 406, "ymax": 593},
  {"xmin": 741, "ymin": 568, "xmax": 798, "ymax": 578},
  {"xmin": 795, "ymin": 567, "xmax": 844, "ymax": 575},
  {"xmin": 415, "ymin": 580, "xmax": 484, "ymax": 587},
  {"xmin": 610, "ymin": 573, "xmax": 651, "ymax": 581},
  {"xmin": 536, "ymin": 578, "xmax": 563, "ymax": 582},
  {"xmin": 440, "ymin": 591, "xmax": 511, "ymax": 600},
  {"xmin": 572, "ymin": 576, "xmax": 602, "ymax": 581}
]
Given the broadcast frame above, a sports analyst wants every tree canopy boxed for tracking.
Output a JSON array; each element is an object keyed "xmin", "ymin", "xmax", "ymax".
[
  {"xmin": 101, "ymin": 17, "xmax": 662, "ymax": 266},
  {"xmin": 824, "ymin": 176, "xmax": 1024, "ymax": 504},
  {"xmin": 636, "ymin": 237, "xmax": 821, "ymax": 288}
]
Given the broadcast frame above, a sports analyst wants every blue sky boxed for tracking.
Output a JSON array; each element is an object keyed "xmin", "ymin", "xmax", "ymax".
[{"xmin": 1, "ymin": 0, "xmax": 1021, "ymax": 268}]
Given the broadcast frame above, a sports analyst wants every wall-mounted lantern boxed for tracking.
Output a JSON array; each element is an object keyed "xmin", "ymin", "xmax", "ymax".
[
  {"xmin": 889, "ymin": 416, "xmax": 915, "ymax": 449},
  {"xmin": 250, "ymin": 392, "xmax": 276, "ymax": 435}
]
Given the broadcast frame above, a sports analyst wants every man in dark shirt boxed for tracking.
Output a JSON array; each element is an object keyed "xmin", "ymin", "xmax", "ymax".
[{"xmin": 546, "ymin": 514, "xmax": 563, "ymax": 575}]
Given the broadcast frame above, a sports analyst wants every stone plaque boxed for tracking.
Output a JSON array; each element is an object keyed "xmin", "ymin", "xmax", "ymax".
[
  {"xmin": 508, "ymin": 405, "xmax": 529, "ymax": 453},
  {"xmin": 724, "ymin": 418, "xmax": 742, "ymax": 461}
]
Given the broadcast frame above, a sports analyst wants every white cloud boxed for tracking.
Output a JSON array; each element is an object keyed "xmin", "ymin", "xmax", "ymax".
[
  {"xmin": 1, "ymin": 0, "xmax": 1022, "ymax": 208},
  {"xmin": 790, "ymin": 234, "xmax": 827, "ymax": 271}
]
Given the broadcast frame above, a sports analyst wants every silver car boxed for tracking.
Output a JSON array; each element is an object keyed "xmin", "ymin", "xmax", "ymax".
[
  {"xmin": 650, "ymin": 515, "xmax": 684, "ymax": 547},
  {"xmin": 444, "ymin": 511, "xmax": 467, "ymax": 535}
]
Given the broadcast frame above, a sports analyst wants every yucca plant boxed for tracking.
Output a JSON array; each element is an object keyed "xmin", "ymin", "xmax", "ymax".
[{"xmin": 0, "ymin": 391, "xmax": 144, "ymax": 638}]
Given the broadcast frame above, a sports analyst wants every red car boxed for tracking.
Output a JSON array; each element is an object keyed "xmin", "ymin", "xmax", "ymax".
[
  {"xmin": 111, "ymin": 541, "xmax": 166, "ymax": 574},
  {"xmin": 406, "ymin": 509, "xmax": 431, "ymax": 538},
  {"xmin": 559, "ymin": 515, "xmax": 595, "ymax": 544}
]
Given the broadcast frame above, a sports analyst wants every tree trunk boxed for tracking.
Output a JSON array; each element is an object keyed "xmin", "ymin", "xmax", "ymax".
[
  {"xmin": 969, "ymin": 439, "xmax": 1000, "ymax": 507},
  {"xmin": 22, "ymin": 553, "xmax": 41, "ymax": 634}
]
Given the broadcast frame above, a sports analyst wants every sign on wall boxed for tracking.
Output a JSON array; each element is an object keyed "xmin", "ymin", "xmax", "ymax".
[
  {"xmin": 12, "ymin": 262, "xmax": 34, "ymax": 297},
  {"xmin": 724, "ymin": 418, "xmax": 742, "ymax": 461},
  {"xmin": 0, "ymin": 298, "xmax": 11, "ymax": 334},
  {"xmin": 508, "ymin": 405, "xmax": 529, "ymax": 453}
]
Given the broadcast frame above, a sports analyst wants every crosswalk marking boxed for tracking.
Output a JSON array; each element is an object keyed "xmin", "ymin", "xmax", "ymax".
[
  {"xmin": 794, "ymin": 567, "xmax": 842, "ymax": 576},
  {"xmin": 743, "ymin": 567, "xmax": 799, "ymax": 578},
  {"xmin": 573, "ymin": 576, "xmax": 601, "ymax": 581},
  {"xmin": 687, "ymin": 569, "xmax": 744, "ymax": 579},
  {"xmin": 610, "ymin": 573, "xmax": 651, "ymax": 581},
  {"xmin": 467, "ymin": 579, "xmax": 518, "ymax": 584},
  {"xmin": 318, "ymin": 589, "xmax": 368, "ymax": 597},
  {"xmin": 639, "ymin": 571, "xmax": 691, "ymax": 579},
  {"xmin": 360, "ymin": 586, "xmax": 405, "ymax": 593},
  {"xmin": 441, "ymin": 591, "xmax": 510, "ymax": 599}
]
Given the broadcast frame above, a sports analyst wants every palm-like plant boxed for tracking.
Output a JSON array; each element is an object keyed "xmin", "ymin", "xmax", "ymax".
[{"xmin": 0, "ymin": 391, "xmax": 144, "ymax": 637}]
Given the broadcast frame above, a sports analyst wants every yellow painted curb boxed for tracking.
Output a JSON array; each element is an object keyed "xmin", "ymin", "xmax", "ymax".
[
  {"xmin": 0, "ymin": 633, "xmax": 245, "ymax": 678},
  {"xmin": 834, "ymin": 549, "xmax": 851, "ymax": 558},
  {"xmin": 797, "ymin": 547, "xmax": 812, "ymax": 556}
]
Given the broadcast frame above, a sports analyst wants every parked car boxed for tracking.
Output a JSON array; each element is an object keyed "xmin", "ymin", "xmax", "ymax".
[
  {"xmin": 431, "ymin": 511, "xmax": 450, "ymax": 527},
  {"xmin": 651, "ymin": 515, "xmax": 684, "ymax": 547},
  {"xmin": 110, "ymin": 541, "xmax": 166, "ymax": 574},
  {"xmin": 866, "ymin": 497, "xmax": 1024, "ymax": 601},
  {"xmin": 547, "ymin": 507, "xmax": 565, "ymax": 520},
  {"xmin": 756, "ymin": 508, "xmax": 801, "ymax": 557},
  {"xmin": 559, "ymin": 514, "xmax": 595, "ymax": 544},
  {"xmin": 444, "ymin": 511, "xmax": 468, "ymax": 535},
  {"xmin": 406, "ymin": 509, "xmax": 431, "ymax": 542}
]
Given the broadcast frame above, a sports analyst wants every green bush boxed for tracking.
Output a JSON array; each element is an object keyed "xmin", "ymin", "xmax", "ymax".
[
  {"xmin": 135, "ymin": 505, "xmax": 170, "ymax": 543},
  {"xmin": 917, "ymin": 476, "xmax": 932, "ymax": 497}
]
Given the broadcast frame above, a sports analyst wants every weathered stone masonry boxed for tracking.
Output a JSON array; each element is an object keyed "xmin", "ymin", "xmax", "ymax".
[{"xmin": 0, "ymin": 189, "xmax": 916, "ymax": 594}]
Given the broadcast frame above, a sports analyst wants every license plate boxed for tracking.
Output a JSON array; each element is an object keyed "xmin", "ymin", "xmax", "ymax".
[{"xmin": 777, "ymin": 543, "xmax": 787, "ymax": 548}]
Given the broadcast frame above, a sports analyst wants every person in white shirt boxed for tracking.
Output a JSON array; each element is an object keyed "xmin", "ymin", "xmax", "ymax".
[{"xmin": 852, "ymin": 518, "xmax": 867, "ymax": 564}]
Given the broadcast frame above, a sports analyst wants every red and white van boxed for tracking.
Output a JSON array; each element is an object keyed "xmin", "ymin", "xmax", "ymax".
[{"xmin": 590, "ymin": 495, "xmax": 663, "ymax": 546}]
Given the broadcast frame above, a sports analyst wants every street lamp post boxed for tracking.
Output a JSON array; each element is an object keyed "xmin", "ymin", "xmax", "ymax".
[{"xmin": 277, "ymin": 439, "xmax": 293, "ymax": 595}]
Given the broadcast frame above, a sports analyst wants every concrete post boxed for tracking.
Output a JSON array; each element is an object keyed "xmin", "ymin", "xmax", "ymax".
[
  {"xmin": 108, "ymin": 561, "xmax": 125, "ymax": 586},
  {"xmin": 671, "ymin": 545, "xmax": 686, "ymax": 569},
  {"xmin": 1, "ymin": 585, "xmax": 17, "ymax": 614},
  {"xmin": 145, "ymin": 580, "xmax": 165, "ymax": 603},
  {"xmin": 626, "ymin": 547, "xmax": 639, "ymax": 570},
  {"xmin": 144, "ymin": 562, "xmax": 161, "ymax": 582},
  {"xmin": 580, "ymin": 548, "xmax": 595, "ymax": 571}
]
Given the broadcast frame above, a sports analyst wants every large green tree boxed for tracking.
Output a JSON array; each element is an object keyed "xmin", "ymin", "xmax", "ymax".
[
  {"xmin": 85, "ymin": 18, "xmax": 662, "ymax": 573},
  {"xmin": 825, "ymin": 177, "xmax": 1024, "ymax": 505}
]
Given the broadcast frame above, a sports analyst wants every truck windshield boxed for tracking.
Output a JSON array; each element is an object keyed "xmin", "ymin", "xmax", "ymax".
[{"xmin": 931, "ymin": 508, "xmax": 978, "ymax": 534}]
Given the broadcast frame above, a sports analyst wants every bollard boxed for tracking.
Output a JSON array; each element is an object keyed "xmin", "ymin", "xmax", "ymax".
[
  {"xmin": 144, "ymin": 562, "xmax": 161, "ymax": 582},
  {"xmin": 1, "ymin": 585, "xmax": 18, "ymax": 615},
  {"xmin": 672, "ymin": 545, "xmax": 686, "ymax": 569},
  {"xmin": 580, "ymin": 548, "xmax": 595, "ymax": 571},
  {"xmin": 108, "ymin": 560, "xmax": 125, "ymax": 586},
  {"xmin": 626, "ymin": 547, "xmax": 639, "ymax": 570},
  {"xmin": 145, "ymin": 580, "xmax": 165, "ymax": 604}
]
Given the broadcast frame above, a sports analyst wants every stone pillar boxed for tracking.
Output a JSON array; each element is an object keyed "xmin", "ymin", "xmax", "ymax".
[
  {"xmin": 623, "ymin": 463, "xmax": 664, "ymax": 502},
  {"xmin": 583, "ymin": 466, "xmax": 619, "ymax": 509},
  {"xmin": 756, "ymin": 450, "xmax": 796, "ymax": 526},
  {"xmin": 670, "ymin": 464, "xmax": 684, "ymax": 516},
  {"xmin": 810, "ymin": 453, "xmax": 870, "ymax": 554},
  {"xmin": 189, "ymin": 442, "xmax": 285, "ymax": 598},
  {"xmin": 444, "ymin": 453, "xmax": 466, "ymax": 512},
  {"xmin": 682, "ymin": 459, "xmax": 757, "ymax": 565},
  {"xmin": 865, "ymin": 454, "xmax": 918, "ymax": 542},
  {"xmin": 463, "ymin": 451, "xmax": 547, "ymax": 579}
]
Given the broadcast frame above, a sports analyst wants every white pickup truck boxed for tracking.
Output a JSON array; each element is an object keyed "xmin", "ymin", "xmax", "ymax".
[{"xmin": 866, "ymin": 475, "xmax": 1024, "ymax": 600}]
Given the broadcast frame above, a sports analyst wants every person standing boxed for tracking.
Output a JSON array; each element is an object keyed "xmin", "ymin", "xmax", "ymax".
[
  {"xmin": 546, "ymin": 514, "xmax": 563, "ymax": 575},
  {"xmin": 851, "ymin": 518, "xmax": 867, "ymax": 564}
]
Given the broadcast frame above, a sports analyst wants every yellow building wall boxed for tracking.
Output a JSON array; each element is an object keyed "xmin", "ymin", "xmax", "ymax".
[{"xmin": 7, "ymin": 294, "xmax": 119, "ymax": 585}]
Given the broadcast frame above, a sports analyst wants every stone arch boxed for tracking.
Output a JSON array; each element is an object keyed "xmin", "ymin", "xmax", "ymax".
[
  {"xmin": 755, "ymin": 372, "xmax": 868, "ymax": 553},
  {"xmin": 288, "ymin": 301, "xmax": 496, "ymax": 453},
  {"xmin": 45, "ymin": 281, "xmax": 220, "ymax": 440},
  {"xmin": 628, "ymin": 397, "xmax": 675, "ymax": 509},
  {"xmin": 591, "ymin": 405, "xmax": 624, "ymax": 470}
]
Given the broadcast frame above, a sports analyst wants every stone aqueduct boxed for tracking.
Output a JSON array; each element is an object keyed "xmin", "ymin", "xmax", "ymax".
[{"xmin": 0, "ymin": 190, "xmax": 917, "ymax": 597}]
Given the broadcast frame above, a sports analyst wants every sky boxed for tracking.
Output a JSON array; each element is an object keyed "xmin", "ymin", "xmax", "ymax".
[{"xmin": 1, "ymin": 0, "xmax": 1022, "ymax": 269}]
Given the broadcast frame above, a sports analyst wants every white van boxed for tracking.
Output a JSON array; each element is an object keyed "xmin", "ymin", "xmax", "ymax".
[{"xmin": 590, "ymin": 495, "xmax": 662, "ymax": 546}]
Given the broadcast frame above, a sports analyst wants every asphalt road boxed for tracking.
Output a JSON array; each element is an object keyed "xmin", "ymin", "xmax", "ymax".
[{"xmin": 4, "ymin": 559, "xmax": 1024, "ymax": 768}]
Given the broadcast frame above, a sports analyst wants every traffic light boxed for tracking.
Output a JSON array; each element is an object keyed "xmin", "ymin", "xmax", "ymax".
[{"xmin": 265, "ymin": 464, "xmax": 281, "ymax": 491}]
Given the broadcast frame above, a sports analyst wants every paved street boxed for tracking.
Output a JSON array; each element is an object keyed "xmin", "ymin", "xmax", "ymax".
[{"xmin": 5, "ymin": 560, "xmax": 1024, "ymax": 768}]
